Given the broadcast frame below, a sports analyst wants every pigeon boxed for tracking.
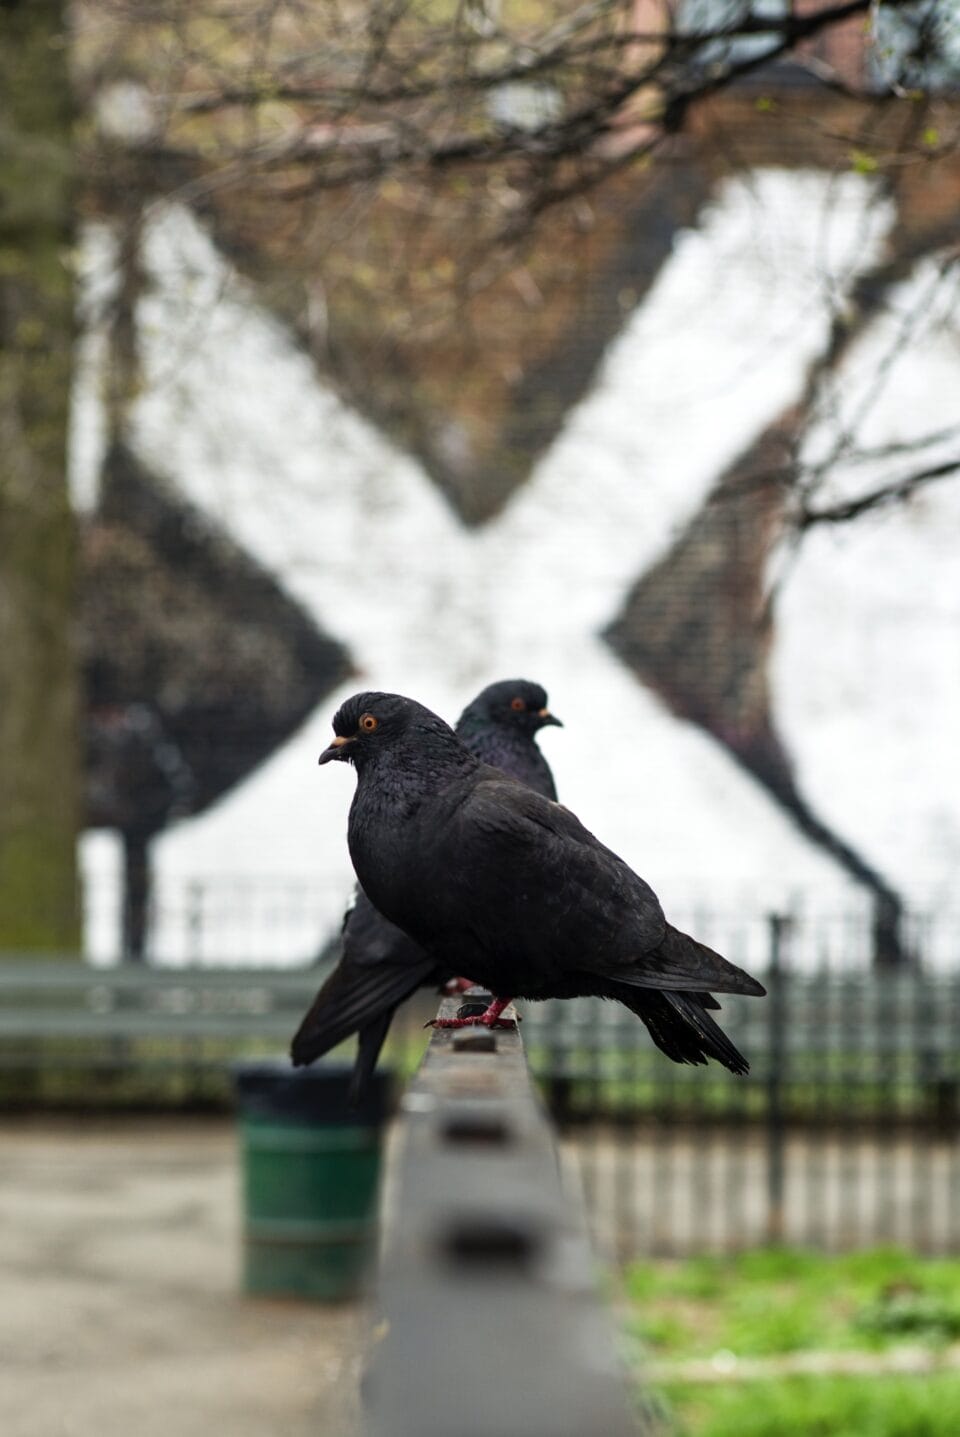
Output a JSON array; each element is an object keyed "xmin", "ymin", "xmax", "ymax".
[
  {"xmin": 291, "ymin": 680, "xmax": 563, "ymax": 1096},
  {"xmin": 304, "ymin": 690, "xmax": 764, "ymax": 1081},
  {"xmin": 454, "ymin": 679, "xmax": 560, "ymax": 802}
]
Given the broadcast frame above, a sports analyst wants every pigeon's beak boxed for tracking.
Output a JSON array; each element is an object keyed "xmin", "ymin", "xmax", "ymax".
[
  {"xmin": 318, "ymin": 735, "xmax": 355, "ymax": 765},
  {"xmin": 538, "ymin": 708, "xmax": 563, "ymax": 728}
]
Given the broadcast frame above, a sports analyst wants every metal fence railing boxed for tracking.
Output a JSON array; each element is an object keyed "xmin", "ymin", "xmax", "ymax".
[
  {"xmin": 4, "ymin": 916, "xmax": 960, "ymax": 1257},
  {"xmin": 517, "ymin": 919, "xmax": 960, "ymax": 1259},
  {"xmin": 0, "ymin": 960, "xmax": 326, "ymax": 1108}
]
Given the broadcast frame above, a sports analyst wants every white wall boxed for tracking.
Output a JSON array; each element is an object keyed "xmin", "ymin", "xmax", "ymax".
[{"xmin": 70, "ymin": 170, "xmax": 960, "ymax": 964}]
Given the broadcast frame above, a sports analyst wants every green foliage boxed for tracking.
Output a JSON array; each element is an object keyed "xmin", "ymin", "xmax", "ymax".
[
  {"xmin": 624, "ymin": 1248, "xmax": 960, "ymax": 1434},
  {"xmin": 625, "ymin": 1254, "xmax": 728, "ymax": 1303},
  {"xmin": 625, "ymin": 1248, "xmax": 960, "ymax": 1360},
  {"xmin": 665, "ymin": 1372, "xmax": 960, "ymax": 1437},
  {"xmin": 856, "ymin": 1289, "xmax": 960, "ymax": 1344},
  {"xmin": 849, "ymin": 148, "xmax": 879, "ymax": 173},
  {"xmin": 629, "ymin": 1309, "xmax": 694, "ymax": 1351},
  {"xmin": 722, "ymin": 1288, "xmax": 822, "ymax": 1356}
]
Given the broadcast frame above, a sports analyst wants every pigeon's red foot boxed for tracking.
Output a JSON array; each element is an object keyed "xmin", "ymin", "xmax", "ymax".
[
  {"xmin": 439, "ymin": 976, "xmax": 475, "ymax": 996},
  {"xmin": 428, "ymin": 996, "xmax": 517, "ymax": 1030}
]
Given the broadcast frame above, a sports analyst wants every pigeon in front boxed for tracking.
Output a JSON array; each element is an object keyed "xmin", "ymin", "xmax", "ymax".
[
  {"xmin": 307, "ymin": 690, "xmax": 764, "ymax": 1067},
  {"xmin": 290, "ymin": 680, "xmax": 563, "ymax": 1095}
]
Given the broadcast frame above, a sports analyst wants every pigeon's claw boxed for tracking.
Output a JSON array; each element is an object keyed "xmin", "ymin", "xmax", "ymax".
[{"xmin": 427, "ymin": 996, "xmax": 517, "ymax": 1030}]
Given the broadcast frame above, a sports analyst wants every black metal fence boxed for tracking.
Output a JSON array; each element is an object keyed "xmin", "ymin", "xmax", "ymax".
[
  {"xmin": 3, "ymin": 910, "xmax": 960, "ymax": 1259},
  {"xmin": 79, "ymin": 872, "xmax": 960, "ymax": 971},
  {"xmin": 80, "ymin": 865, "xmax": 350, "ymax": 965},
  {"xmin": 518, "ymin": 916, "xmax": 960, "ymax": 1259}
]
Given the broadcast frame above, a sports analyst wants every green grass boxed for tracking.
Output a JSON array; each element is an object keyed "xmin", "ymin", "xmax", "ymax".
[
  {"xmin": 665, "ymin": 1372, "xmax": 960, "ymax": 1437},
  {"xmin": 622, "ymin": 1248, "xmax": 960, "ymax": 1435}
]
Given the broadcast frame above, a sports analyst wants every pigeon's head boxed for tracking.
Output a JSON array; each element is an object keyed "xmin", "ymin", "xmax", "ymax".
[
  {"xmin": 458, "ymin": 679, "xmax": 562, "ymax": 736},
  {"xmin": 318, "ymin": 691, "xmax": 459, "ymax": 770}
]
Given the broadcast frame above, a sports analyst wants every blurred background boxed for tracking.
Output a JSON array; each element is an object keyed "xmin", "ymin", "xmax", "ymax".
[{"xmin": 1, "ymin": 2, "xmax": 959, "ymax": 1434}]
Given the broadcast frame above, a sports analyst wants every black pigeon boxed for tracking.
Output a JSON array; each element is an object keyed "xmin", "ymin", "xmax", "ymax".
[
  {"xmin": 291, "ymin": 680, "xmax": 563, "ymax": 1096},
  {"xmin": 304, "ymin": 691, "xmax": 764, "ymax": 1079},
  {"xmin": 455, "ymin": 679, "xmax": 560, "ymax": 802}
]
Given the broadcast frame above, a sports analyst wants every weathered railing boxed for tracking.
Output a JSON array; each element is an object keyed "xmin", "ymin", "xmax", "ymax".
[
  {"xmin": 365, "ymin": 989, "xmax": 644, "ymax": 1437},
  {"xmin": 0, "ymin": 961, "xmax": 331, "ymax": 1105},
  {"xmin": 0, "ymin": 960, "xmax": 319, "ymax": 1049}
]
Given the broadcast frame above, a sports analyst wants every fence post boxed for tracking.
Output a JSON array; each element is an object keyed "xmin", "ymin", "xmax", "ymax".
[
  {"xmin": 542, "ymin": 1002, "xmax": 575, "ymax": 1127},
  {"xmin": 186, "ymin": 879, "xmax": 205, "ymax": 963},
  {"xmin": 765, "ymin": 913, "xmax": 789, "ymax": 1246}
]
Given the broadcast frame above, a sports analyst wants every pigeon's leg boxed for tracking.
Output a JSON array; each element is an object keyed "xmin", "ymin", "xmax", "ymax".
[{"xmin": 429, "ymin": 996, "xmax": 516, "ymax": 1030}]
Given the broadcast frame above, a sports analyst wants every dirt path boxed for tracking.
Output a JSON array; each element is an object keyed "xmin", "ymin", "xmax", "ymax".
[{"xmin": 0, "ymin": 1119, "xmax": 362, "ymax": 1437}]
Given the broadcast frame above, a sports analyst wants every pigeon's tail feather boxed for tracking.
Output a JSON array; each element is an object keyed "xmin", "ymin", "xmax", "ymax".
[
  {"xmin": 616, "ymin": 985, "xmax": 750, "ymax": 1075},
  {"xmin": 290, "ymin": 956, "xmax": 435, "ymax": 1068},
  {"xmin": 619, "ymin": 924, "xmax": 766, "ymax": 998},
  {"xmin": 662, "ymin": 989, "xmax": 750, "ymax": 1074},
  {"xmin": 348, "ymin": 1008, "xmax": 395, "ymax": 1106},
  {"xmin": 620, "ymin": 993, "xmax": 708, "ymax": 1067}
]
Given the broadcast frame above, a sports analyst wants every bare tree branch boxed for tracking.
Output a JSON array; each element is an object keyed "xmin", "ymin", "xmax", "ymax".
[
  {"xmin": 798, "ymin": 455, "xmax": 960, "ymax": 527},
  {"xmin": 81, "ymin": 0, "xmax": 939, "ymax": 200},
  {"xmin": 74, "ymin": 0, "xmax": 960, "ymax": 528},
  {"xmin": 169, "ymin": 3, "xmax": 899, "ymax": 116}
]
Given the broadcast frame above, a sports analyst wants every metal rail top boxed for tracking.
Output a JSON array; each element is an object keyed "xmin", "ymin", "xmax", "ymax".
[
  {"xmin": 0, "ymin": 961, "xmax": 320, "ymax": 988},
  {"xmin": 0, "ymin": 962, "xmax": 322, "ymax": 1041},
  {"xmin": 365, "ymin": 990, "xmax": 642, "ymax": 1437}
]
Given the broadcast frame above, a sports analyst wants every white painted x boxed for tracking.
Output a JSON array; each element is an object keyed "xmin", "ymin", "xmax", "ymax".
[{"xmin": 75, "ymin": 168, "xmax": 910, "ymax": 960}]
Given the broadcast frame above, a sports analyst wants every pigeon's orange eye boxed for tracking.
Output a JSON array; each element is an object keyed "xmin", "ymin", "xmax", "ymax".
[
  {"xmin": 510, "ymin": 698, "xmax": 525, "ymax": 711},
  {"xmin": 359, "ymin": 713, "xmax": 378, "ymax": 733}
]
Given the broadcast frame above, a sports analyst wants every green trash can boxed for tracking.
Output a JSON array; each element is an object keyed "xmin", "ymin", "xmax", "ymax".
[{"xmin": 233, "ymin": 1060, "xmax": 392, "ymax": 1302}]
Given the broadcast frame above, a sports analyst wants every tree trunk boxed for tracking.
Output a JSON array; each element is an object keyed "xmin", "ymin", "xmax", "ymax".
[{"xmin": 0, "ymin": 0, "xmax": 80, "ymax": 952}]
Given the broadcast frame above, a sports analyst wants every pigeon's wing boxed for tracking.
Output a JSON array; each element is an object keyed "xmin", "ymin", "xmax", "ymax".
[
  {"xmin": 451, "ymin": 776, "xmax": 762, "ymax": 998},
  {"xmin": 290, "ymin": 952, "xmax": 435, "ymax": 1067},
  {"xmin": 615, "ymin": 921, "xmax": 766, "ymax": 996},
  {"xmin": 309, "ymin": 892, "xmax": 441, "ymax": 1103},
  {"xmin": 343, "ymin": 889, "xmax": 430, "ymax": 969},
  {"xmin": 451, "ymin": 775, "xmax": 666, "ymax": 960}
]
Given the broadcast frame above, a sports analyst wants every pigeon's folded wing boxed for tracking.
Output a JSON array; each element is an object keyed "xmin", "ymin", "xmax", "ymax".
[
  {"xmin": 452, "ymin": 774, "xmax": 667, "ymax": 958},
  {"xmin": 453, "ymin": 776, "xmax": 763, "ymax": 998},
  {"xmin": 290, "ymin": 953, "xmax": 435, "ymax": 1067}
]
